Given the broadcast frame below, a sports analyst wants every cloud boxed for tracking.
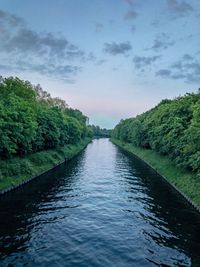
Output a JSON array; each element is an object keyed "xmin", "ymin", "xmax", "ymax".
[
  {"xmin": 156, "ymin": 54, "xmax": 200, "ymax": 83},
  {"xmin": 156, "ymin": 69, "xmax": 172, "ymax": 77},
  {"xmin": 151, "ymin": 20, "xmax": 160, "ymax": 28},
  {"xmin": 124, "ymin": 10, "xmax": 138, "ymax": 20},
  {"xmin": 167, "ymin": 0, "xmax": 194, "ymax": 18},
  {"xmin": 123, "ymin": 0, "xmax": 138, "ymax": 21},
  {"xmin": 0, "ymin": 9, "xmax": 85, "ymax": 81},
  {"xmin": 130, "ymin": 25, "xmax": 136, "ymax": 33},
  {"xmin": 123, "ymin": 0, "xmax": 135, "ymax": 6},
  {"xmin": 95, "ymin": 59, "xmax": 106, "ymax": 66},
  {"xmin": 182, "ymin": 54, "xmax": 194, "ymax": 61},
  {"xmin": 150, "ymin": 33, "xmax": 174, "ymax": 51},
  {"xmin": 103, "ymin": 42, "xmax": 132, "ymax": 55},
  {"xmin": 86, "ymin": 52, "xmax": 97, "ymax": 61},
  {"xmin": 0, "ymin": 60, "xmax": 81, "ymax": 82},
  {"xmin": 133, "ymin": 55, "xmax": 161, "ymax": 69},
  {"xmin": 0, "ymin": 9, "xmax": 24, "ymax": 27},
  {"xmin": 166, "ymin": 0, "xmax": 194, "ymax": 17},
  {"xmin": 95, "ymin": 23, "xmax": 104, "ymax": 32},
  {"xmin": 0, "ymin": 24, "xmax": 84, "ymax": 60}
]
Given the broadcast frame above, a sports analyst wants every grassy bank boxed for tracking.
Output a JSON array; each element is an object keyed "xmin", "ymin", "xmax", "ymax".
[
  {"xmin": 112, "ymin": 139, "xmax": 200, "ymax": 208},
  {"xmin": 0, "ymin": 138, "xmax": 91, "ymax": 192}
]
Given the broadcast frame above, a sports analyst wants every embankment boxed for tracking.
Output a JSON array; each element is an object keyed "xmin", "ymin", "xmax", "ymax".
[
  {"xmin": 0, "ymin": 138, "xmax": 91, "ymax": 194},
  {"xmin": 112, "ymin": 139, "xmax": 200, "ymax": 210}
]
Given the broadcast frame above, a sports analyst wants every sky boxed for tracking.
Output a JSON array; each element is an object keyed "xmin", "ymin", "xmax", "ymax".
[{"xmin": 0, "ymin": 0, "xmax": 199, "ymax": 128}]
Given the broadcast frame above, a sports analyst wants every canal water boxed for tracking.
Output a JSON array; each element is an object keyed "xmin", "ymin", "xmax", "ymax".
[{"xmin": 0, "ymin": 139, "xmax": 200, "ymax": 267}]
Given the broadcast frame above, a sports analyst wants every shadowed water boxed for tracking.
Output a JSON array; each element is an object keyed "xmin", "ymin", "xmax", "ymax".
[{"xmin": 0, "ymin": 139, "xmax": 200, "ymax": 267}]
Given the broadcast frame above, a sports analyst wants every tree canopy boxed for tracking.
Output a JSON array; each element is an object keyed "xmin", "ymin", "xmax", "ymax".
[
  {"xmin": 0, "ymin": 76, "xmax": 91, "ymax": 159},
  {"xmin": 112, "ymin": 91, "xmax": 200, "ymax": 177},
  {"xmin": 88, "ymin": 125, "xmax": 111, "ymax": 137}
]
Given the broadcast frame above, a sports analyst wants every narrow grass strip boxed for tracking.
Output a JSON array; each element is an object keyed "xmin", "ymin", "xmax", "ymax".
[
  {"xmin": 0, "ymin": 138, "xmax": 91, "ymax": 192},
  {"xmin": 112, "ymin": 139, "xmax": 200, "ymax": 209}
]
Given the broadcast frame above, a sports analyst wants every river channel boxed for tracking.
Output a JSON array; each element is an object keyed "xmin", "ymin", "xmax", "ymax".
[{"xmin": 0, "ymin": 138, "xmax": 200, "ymax": 266}]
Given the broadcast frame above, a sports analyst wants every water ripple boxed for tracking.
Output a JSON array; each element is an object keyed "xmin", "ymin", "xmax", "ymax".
[{"xmin": 0, "ymin": 139, "xmax": 200, "ymax": 266}]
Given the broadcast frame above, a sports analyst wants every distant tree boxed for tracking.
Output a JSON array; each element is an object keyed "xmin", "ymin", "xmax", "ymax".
[{"xmin": 88, "ymin": 125, "xmax": 111, "ymax": 137}]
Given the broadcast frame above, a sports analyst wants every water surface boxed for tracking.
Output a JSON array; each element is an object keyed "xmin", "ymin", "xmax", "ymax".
[{"xmin": 0, "ymin": 139, "xmax": 200, "ymax": 266}]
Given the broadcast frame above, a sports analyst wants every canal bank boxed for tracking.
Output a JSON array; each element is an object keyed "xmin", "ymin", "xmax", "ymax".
[
  {"xmin": 112, "ymin": 139, "xmax": 200, "ymax": 211},
  {"xmin": 0, "ymin": 138, "xmax": 200, "ymax": 267},
  {"xmin": 0, "ymin": 137, "xmax": 92, "ymax": 195}
]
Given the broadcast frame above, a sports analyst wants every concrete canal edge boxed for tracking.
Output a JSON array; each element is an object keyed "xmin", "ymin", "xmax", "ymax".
[
  {"xmin": 0, "ymin": 139, "xmax": 92, "ymax": 197},
  {"xmin": 112, "ymin": 139, "xmax": 200, "ymax": 214}
]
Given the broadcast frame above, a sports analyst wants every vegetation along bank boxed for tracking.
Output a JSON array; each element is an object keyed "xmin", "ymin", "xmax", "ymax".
[
  {"xmin": 0, "ymin": 76, "xmax": 94, "ymax": 193},
  {"xmin": 112, "ymin": 91, "xmax": 200, "ymax": 208},
  {"xmin": 88, "ymin": 125, "xmax": 111, "ymax": 138}
]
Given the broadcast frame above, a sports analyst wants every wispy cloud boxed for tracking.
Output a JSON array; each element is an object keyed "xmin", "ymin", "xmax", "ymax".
[
  {"xmin": 103, "ymin": 42, "xmax": 132, "ymax": 55},
  {"xmin": 0, "ymin": 9, "xmax": 85, "ymax": 81},
  {"xmin": 156, "ymin": 54, "xmax": 200, "ymax": 83},
  {"xmin": 123, "ymin": 0, "xmax": 138, "ymax": 21},
  {"xmin": 0, "ymin": 61, "xmax": 81, "ymax": 83},
  {"xmin": 133, "ymin": 55, "xmax": 161, "ymax": 69},
  {"xmin": 156, "ymin": 69, "xmax": 172, "ymax": 78},
  {"xmin": 0, "ymin": 9, "xmax": 24, "ymax": 27},
  {"xmin": 95, "ymin": 59, "xmax": 106, "ymax": 66},
  {"xmin": 123, "ymin": 0, "xmax": 135, "ymax": 6},
  {"xmin": 124, "ymin": 10, "xmax": 138, "ymax": 20},
  {"xmin": 130, "ymin": 25, "xmax": 136, "ymax": 33},
  {"xmin": 95, "ymin": 23, "xmax": 104, "ymax": 33},
  {"xmin": 166, "ymin": 0, "xmax": 194, "ymax": 17},
  {"xmin": 0, "ymin": 11, "xmax": 84, "ymax": 60},
  {"xmin": 149, "ymin": 33, "xmax": 174, "ymax": 52},
  {"xmin": 151, "ymin": 19, "xmax": 160, "ymax": 28}
]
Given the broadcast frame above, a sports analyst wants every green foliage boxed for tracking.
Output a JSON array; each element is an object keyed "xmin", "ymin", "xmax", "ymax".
[
  {"xmin": 112, "ymin": 92, "xmax": 200, "ymax": 176},
  {"xmin": 65, "ymin": 117, "xmax": 82, "ymax": 144},
  {"xmin": 0, "ymin": 94, "xmax": 37, "ymax": 157},
  {"xmin": 113, "ymin": 139, "xmax": 200, "ymax": 207},
  {"xmin": 64, "ymin": 108, "xmax": 87, "ymax": 125},
  {"xmin": 0, "ymin": 138, "xmax": 91, "ymax": 191},
  {"xmin": 0, "ymin": 76, "xmax": 91, "ymax": 159},
  {"xmin": 88, "ymin": 125, "xmax": 111, "ymax": 137}
]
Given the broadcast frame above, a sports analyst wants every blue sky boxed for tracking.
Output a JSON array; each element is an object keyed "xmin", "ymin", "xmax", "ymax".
[{"xmin": 0, "ymin": 0, "xmax": 199, "ymax": 128}]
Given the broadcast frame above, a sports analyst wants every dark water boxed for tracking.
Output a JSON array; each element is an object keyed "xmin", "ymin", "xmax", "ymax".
[{"xmin": 0, "ymin": 139, "xmax": 200, "ymax": 267}]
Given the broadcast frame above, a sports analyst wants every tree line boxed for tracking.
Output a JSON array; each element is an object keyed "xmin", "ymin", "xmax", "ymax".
[
  {"xmin": 112, "ymin": 91, "xmax": 200, "ymax": 176},
  {"xmin": 88, "ymin": 125, "xmax": 111, "ymax": 137},
  {"xmin": 0, "ymin": 76, "xmax": 92, "ymax": 159}
]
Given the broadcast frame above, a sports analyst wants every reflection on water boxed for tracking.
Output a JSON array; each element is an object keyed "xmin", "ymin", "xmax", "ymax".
[{"xmin": 0, "ymin": 139, "xmax": 200, "ymax": 267}]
